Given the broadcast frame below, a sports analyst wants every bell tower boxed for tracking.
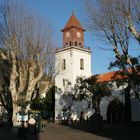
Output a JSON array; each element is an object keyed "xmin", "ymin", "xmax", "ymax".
[
  {"xmin": 55, "ymin": 12, "xmax": 92, "ymax": 123},
  {"xmin": 61, "ymin": 11, "xmax": 85, "ymax": 48}
]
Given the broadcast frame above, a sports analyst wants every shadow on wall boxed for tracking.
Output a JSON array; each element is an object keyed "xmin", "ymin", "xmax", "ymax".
[{"xmin": 55, "ymin": 89, "xmax": 95, "ymax": 122}]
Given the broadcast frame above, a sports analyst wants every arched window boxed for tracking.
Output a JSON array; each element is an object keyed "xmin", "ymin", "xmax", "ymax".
[
  {"xmin": 70, "ymin": 41, "xmax": 72, "ymax": 46},
  {"xmin": 62, "ymin": 59, "xmax": 66, "ymax": 70},
  {"xmin": 79, "ymin": 42, "xmax": 82, "ymax": 48},
  {"xmin": 75, "ymin": 41, "xmax": 77, "ymax": 46},
  {"xmin": 80, "ymin": 59, "xmax": 84, "ymax": 70},
  {"xmin": 64, "ymin": 42, "xmax": 68, "ymax": 48},
  {"xmin": 63, "ymin": 78, "xmax": 65, "ymax": 86}
]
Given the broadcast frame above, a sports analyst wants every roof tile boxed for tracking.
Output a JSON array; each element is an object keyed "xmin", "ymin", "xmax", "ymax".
[
  {"xmin": 96, "ymin": 66, "xmax": 140, "ymax": 83},
  {"xmin": 62, "ymin": 12, "xmax": 85, "ymax": 31}
]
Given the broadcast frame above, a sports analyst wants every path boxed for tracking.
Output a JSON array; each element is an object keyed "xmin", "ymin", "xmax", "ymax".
[{"xmin": 0, "ymin": 123, "xmax": 140, "ymax": 140}]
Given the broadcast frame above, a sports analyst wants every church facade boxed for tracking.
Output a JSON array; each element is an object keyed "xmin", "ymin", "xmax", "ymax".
[{"xmin": 54, "ymin": 12, "xmax": 140, "ymax": 123}]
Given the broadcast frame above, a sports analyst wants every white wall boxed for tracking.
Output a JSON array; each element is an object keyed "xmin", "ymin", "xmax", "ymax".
[
  {"xmin": 72, "ymin": 48, "xmax": 91, "ymax": 85},
  {"xmin": 100, "ymin": 88, "xmax": 125, "ymax": 120},
  {"xmin": 55, "ymin": 46, "xmax": 92, "ymax": 120},
  {"xmin": 55, "ymin": 46, "xmax": 140, "ymax": 122},
  {"xmin": 55, "ymin": 46, "xmax": 91, "ymax": 88},
  {"xmin": 99, "ymin": 83, "xmax": 140, "ymax": 122},
  {"xmin": 55, "ymin": 48, "xmax": 73, "ymax": 90}
]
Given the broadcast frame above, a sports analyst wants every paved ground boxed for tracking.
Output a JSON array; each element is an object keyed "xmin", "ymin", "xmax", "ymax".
[
  {"xmin": 0, "ymin": 123, "xmax": 140, "ymax": 140},
  {"xmin": 39, "ymin": 123, "xmax": 110, "ymax": 140}
]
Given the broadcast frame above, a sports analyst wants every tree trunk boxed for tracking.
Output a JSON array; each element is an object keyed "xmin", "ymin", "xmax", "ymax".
[
  {"xmin": 25, "ymin": 104, "xmax": 30, "ymax": 114},
  {"xmin": 123, "ymin": 86, "xmax": 131, "ymax": 123},
  {"xmin": 12, "ymin": 103, "xmax": 19, "ymax": 127}
]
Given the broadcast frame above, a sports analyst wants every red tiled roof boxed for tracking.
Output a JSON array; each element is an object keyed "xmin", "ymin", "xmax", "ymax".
[
  {"xmin": 96, "ymin": 66, "xmax": 140, "ymax": 83},
  {"xmin": 96, "ymin": 71, "xmax": 125, "ymax": 82},
  {"xmin": 61, "ymin": 12, "xmax": 85, "ymax": 31}
]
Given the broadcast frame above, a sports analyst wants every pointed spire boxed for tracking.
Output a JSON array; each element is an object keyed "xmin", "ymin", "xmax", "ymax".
[{"xmin": 61, "ymin": 11, "xmax": 85, "ymax": 32}]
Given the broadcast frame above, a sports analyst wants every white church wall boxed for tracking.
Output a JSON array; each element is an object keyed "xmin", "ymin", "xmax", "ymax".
[
  {"xmin": 55, "ymin": 49, "xmax": 74, "ymax": 90},
  {"xmin": 59, "ymin": 97, "xmax": 95, "ymax": 121},
  {"xmin": 100, "ymin": 98, "xmax": 109, "ymax": 120},
  {"xmin": 55, "ymin": 92, "xmax": 63, "ymax": 120},
  {"xmin": 55, "ymin": 47, "xmax": 92, "ymax": 121},
  {"xmin": 59, "ymin": 98, "xmax": 95, "ymax": 121},
  {"xmin": 99, "ymin": 82, "xmax": 125, "ymax": 120},
  {"xmin": 72, "ymin": 48, "xmax": 92, "ymax": 85},
  {"xmin": 55, "ymin": 47, "xmax": 91, "ymax": 89},
  {"xmin": 55, "ymin": 78, "xmax": 140, "ymax": 122},
  {"xmin": 99, "ymin": 82, "xmax": 140, "ymax": 122}
]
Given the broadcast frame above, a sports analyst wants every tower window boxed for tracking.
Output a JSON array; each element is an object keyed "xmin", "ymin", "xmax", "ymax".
[
  {"xmin": 62, "ymin": 59, "xmax": 66, "ymax": 70},
  {"xmin": 70, "ymin": 41, "xmax": 72, "ymax": 46},
  {"xmin": 79, "ymin": 42, "xmax": 82, "ymax": 48},
  {"xmin": 75, "ymin": 41, "xmax": 77, "ymax": 46},
  {"xmin": 63, "ymin": 78, "xmax": 65, "ymax": 86},
  {"xmin": 80, "ymin": 59, "xmax": 84, "ymax": 70},
  {"xmin": 65, "ymin": 42, "xmax": 68, "ymax": 48}
]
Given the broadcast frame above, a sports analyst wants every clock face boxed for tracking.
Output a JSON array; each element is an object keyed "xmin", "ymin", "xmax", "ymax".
[
  {"xmin": 65, "ymin": 32, "xmax": 70, "ymax": 38},
  {"xmin": 77, "ymin": 32, "xmax": 81, "ymax": 38}
]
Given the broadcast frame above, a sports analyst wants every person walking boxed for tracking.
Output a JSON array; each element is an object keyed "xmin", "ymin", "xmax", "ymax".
[{"xmin": 28, "ymin": 116, "xmax": 36, "ymax": 134}]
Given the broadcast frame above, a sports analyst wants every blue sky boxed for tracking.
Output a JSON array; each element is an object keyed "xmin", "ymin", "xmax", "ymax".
[{"xmin": 9, "ymin": 0, "xmax": 140, "ymax": 74}]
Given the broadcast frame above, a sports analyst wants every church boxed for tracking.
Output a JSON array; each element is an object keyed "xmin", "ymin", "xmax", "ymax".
[{"xmin": 54, "ymin": 12, "xmax": 140, "ymax": 123}]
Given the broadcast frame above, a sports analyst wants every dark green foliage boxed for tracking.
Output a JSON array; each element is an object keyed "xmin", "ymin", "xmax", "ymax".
[
  {"xmin": 108, "ymin": 55, "xmax": 140, "ymax": 100},
  {"xmin": 31, "ymin": 86, "xmax": 55, "ymax": 119},
  {"xmin": 107, "ymin": 98, "xmax": 122, "ymax": 110},
  {"xmin": 108, "ymin": 56, "xmax": 139, "ymax": 70},
  {"xmin": 0, "ymin": 57, "xmax": 13, "ymax": 115},
  {"xmin": 107, "ymin": 98, "xmax": 123, "ymax": 123},
  {"xmin": 85, "ymin": 76, "xmax": 111, "ymax": 111},
  {"xmin": 108, "ymin": 56, "xmax": 140, "ymax": 122},
  {"xmin": 30, "ymin": 96, "xmax": 43, "ymax": 110},
  {"xmin": 74, "ymin": 76, "xmax": 111, "ymax": 112},
  {"xmin": 42, "ymin": 86, "xmax": 55, "ymax": 113}
]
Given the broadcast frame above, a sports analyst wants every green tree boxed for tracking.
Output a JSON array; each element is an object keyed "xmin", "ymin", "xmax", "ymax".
[
  {"xmin": 74, "ymin": 76, "xmax": 111, "ymax": 113},
  {"xmin": 31, "ymin": 86, "xmax": 55, "ymax": 120},
  {"xmin": 108, "ymin": 57, "xmax": 140, "ymax": 122},
  {"xmin": 42, "ymin": 86, "xmax": 55, "ymax": 119}
]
